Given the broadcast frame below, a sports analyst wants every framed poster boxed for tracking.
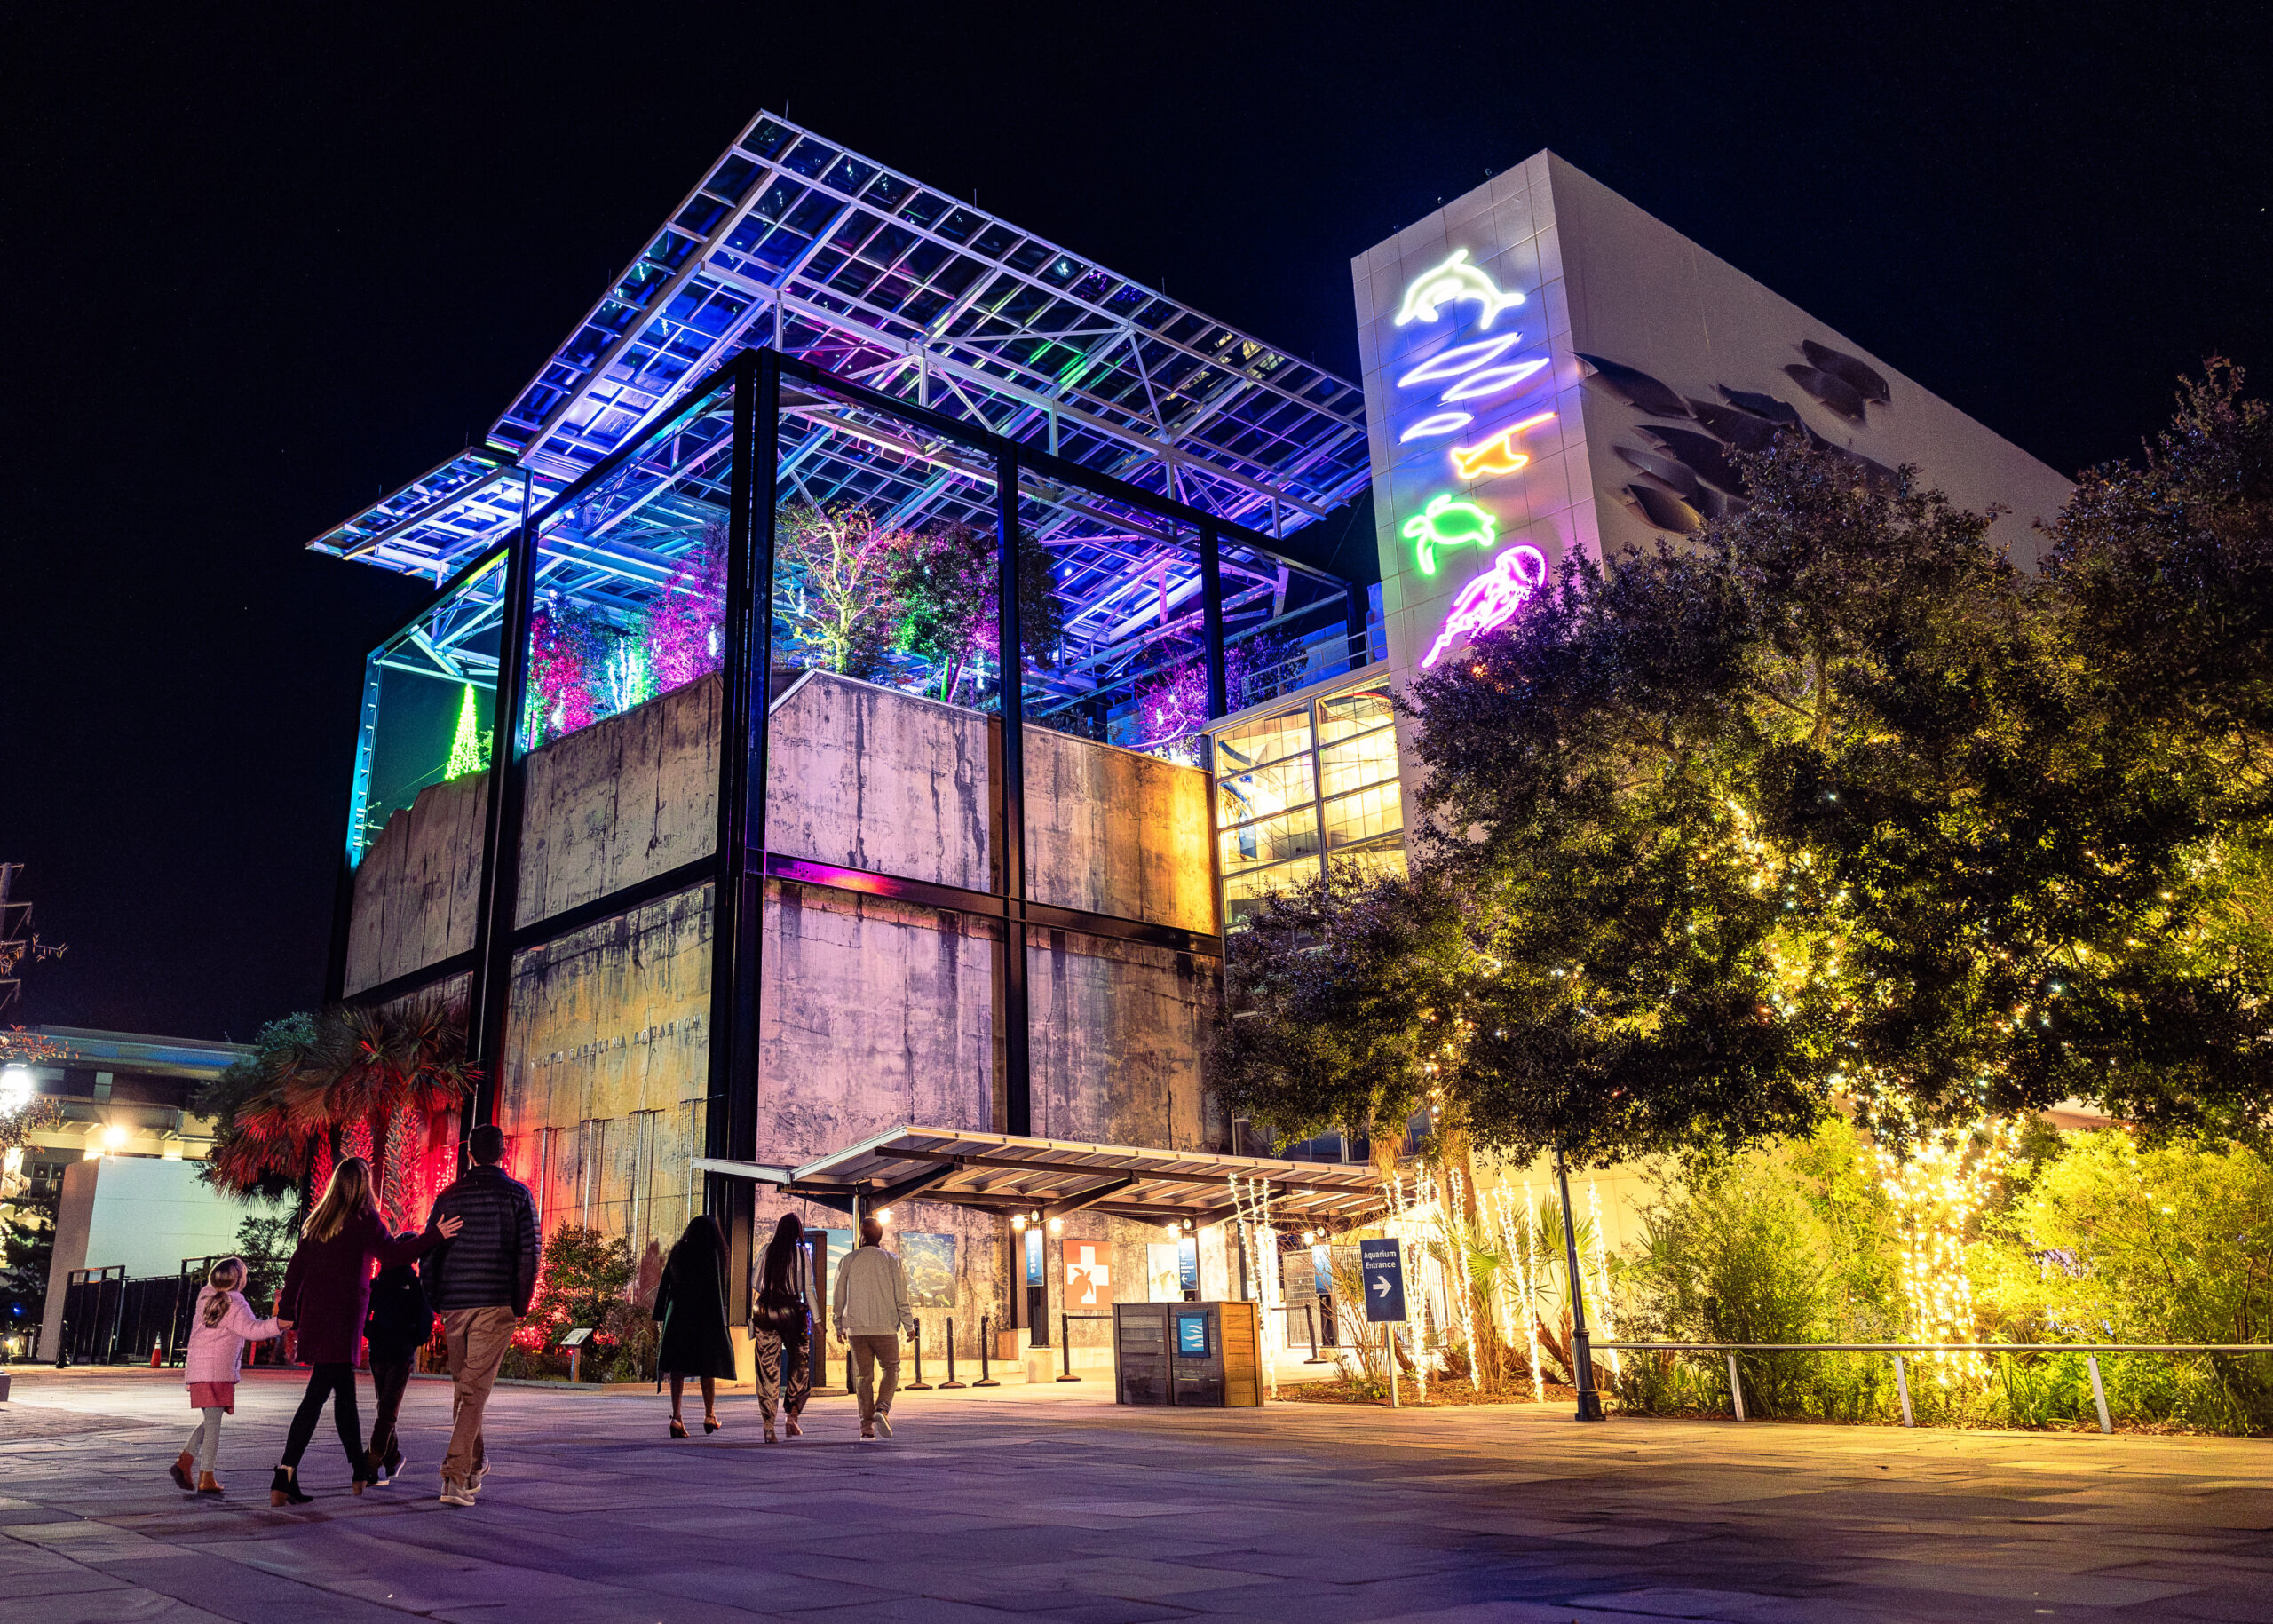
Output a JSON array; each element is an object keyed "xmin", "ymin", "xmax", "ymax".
[{"xmin": 901, "ymin": 1232, "xmax": 956, "ymax": 1309}]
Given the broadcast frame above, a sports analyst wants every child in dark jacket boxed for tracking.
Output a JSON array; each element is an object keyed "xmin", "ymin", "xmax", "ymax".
[{"xmin": 362, "ymin": 1263, "xmax": 432, "ymax": 1488}]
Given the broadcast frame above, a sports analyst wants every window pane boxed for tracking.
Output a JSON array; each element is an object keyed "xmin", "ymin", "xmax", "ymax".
[
  {"xmin": 1221, "ymin": 805, "xmax": 1319, "ymax": 874},
  {"xmin": 1333, "ymin": 839, "xmax": 1407, "ymax": 883},
  {"xmin": 1212, "ymin": 707, "xmax": 1313, "ymax": 773},
  {"xmin": 1318, "ymin": 680, "xmax": 1395, "ymax": 745},
  {"xmin": 1216, "ymin": 753, "xmax": 1314, "ymax": 828},
  {"xmin": 1224, "ymin": 855, "xmax": 1319, "ymax": 927},
  {"xmin": 1317, "ymin": 723, "xmax": 1399, "ymax": 800},
  {"xmin": 1320, "ymin": 782, "xmax": 1402, "ymax": 852}
]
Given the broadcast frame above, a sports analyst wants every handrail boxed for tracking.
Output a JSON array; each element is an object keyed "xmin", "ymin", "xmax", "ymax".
[
  {"xmin": 1595, "ymin": 1342, "xmax": 2273, "ymax": 1354},
  {"xmin": 1589, "ymin": 1340, "xmax": 2273, "ymax": 1431}
]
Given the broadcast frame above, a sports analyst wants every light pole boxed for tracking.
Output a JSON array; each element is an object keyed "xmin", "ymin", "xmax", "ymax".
[{"xmin": 1555, "ymin": 1151, "xmax": 1604, "ymax": 1422}]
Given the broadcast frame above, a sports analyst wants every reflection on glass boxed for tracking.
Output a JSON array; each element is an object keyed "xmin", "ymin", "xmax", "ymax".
[
  {"xmin": 1318, "ymin": 682, "xmax": 1394, "ymax": 745},
  {"xmin": 348, "ymin": 552, "xmax": 511, "ymax": 863},
  {"xmin": 1321, "ymin": 783, "xmax": 1402, "ymax": 851},
  {"xmin": 522, "ymin": 389, "xmax": 735, "ymax": 754},
  {"xmin": 1216, "ymin": 754, "xmax": 1315, "ymax": 828},
  {"xmin": 1224, "ymin": 857, "xmax": 1319, "ymax": 926},
  {"xmin": 1212, "ymin": 708, "xmax": 1313, "ymax": 773},
  {"xmin": 1337, "ymin": 843, "xmax": 1407, "ymax": 883},
  {"xmin": 1318, "ymin": 724, "xmax": 1398, "ymax": 800},
  {"xmin": 1221, "ymin": 806, "xmax": 1320, "ymax": 874}
]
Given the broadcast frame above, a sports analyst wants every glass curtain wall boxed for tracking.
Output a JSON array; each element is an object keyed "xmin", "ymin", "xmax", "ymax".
[
  {"xmin": 346, "ymin": 550, "xmax": 511, "ymax": 864},
  {"xmin": 1213, "ymin": 675, "xmax": 1405, "ymax": 927},
  {"xmin": 522, "ymin": 384, "xmax": 739, "ymax": 755}
]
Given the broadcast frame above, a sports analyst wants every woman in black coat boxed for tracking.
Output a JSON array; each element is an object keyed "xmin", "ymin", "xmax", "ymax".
[{"xmin": 653, "ymin": 1215, "xmax": 737, "ymax": 1437}]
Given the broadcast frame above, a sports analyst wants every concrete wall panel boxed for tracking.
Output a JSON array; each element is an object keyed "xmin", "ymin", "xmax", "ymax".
[
  {"xmin": 343, "ymin": 772, "xmax": 487, "ymax": 997},
  {"xmin": 1025, "ymin": 729, "xmax": 1215, "ymax": 935}
]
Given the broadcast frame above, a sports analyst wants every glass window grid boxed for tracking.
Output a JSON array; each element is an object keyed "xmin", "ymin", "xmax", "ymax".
[{"xmin": 1211, "ymin": 686, "xmax": 1406, "ymax": 923}]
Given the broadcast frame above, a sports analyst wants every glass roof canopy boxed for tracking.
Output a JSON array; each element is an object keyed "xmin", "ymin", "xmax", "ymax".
[{"xmin": 310, "ymin": 110, "xmax": 1373, "ymax": 713}]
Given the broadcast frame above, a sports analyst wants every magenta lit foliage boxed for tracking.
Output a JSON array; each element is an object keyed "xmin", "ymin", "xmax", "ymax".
[
  {"xmin": 1130, "ymin": 633, "xmax": 1298, "ymax": 751},
  {"xmin": 646, "ymin": 525, "xmax": 727, "ymax": 691},
  {"xmin": 527, "ymin": 607, "xmax": 600, "ymax": 745}
]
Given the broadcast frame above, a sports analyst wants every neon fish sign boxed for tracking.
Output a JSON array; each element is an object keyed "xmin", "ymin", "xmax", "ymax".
[
  {"xmin": 1395, "ymin": 249, "xmax": 1524, "ymax": 329},
  {"xmin": 1422, "ymin": 544, "xmax": 1550, "ymax": 668}
]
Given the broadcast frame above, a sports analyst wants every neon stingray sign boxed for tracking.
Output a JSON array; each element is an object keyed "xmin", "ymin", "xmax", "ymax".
[
  {"xmin": 1422, "ymin": 544, "xmax": 1550, "ymax": 669},
  {"xmin": 1395, "ymin": 249, "xmax": 1524, "ymax": 329}
]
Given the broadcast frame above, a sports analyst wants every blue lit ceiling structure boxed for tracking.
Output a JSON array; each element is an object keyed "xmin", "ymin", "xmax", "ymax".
[{"xmin": 312, "ymin": 111, "xmax": 1373, "ymax": 714}]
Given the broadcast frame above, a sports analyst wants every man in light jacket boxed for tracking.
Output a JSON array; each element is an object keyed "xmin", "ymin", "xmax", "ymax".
[{"xmin": 832, "ymin": 1216, "xmax": 914, "ymax": 1440}]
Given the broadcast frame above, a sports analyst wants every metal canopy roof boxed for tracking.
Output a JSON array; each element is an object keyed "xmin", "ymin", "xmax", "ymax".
[
  {"xmin": 693, "ymin": 1124, "xmax": 1382, "ymax": 1228},
  {"xmin": 309, "ymin": 110, "xmax": 1371, "ymax": 630}
]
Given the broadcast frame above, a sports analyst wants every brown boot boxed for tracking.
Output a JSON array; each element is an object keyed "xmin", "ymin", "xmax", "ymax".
[
  {"xmin": 195, "ymin": 1471, "xmax": 223, "ymax": 1496},
  {"xmin": 170, "ymin": 1452, "xmax": 195, "ymax": 1492}
]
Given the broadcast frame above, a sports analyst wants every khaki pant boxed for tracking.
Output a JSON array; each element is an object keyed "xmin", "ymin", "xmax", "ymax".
[
  {"xmin": 848, "ymin": 1332, "xmax": 901, "ymax": 1428},
  {"xmin": 441, "ymin": 1305, "xmax": 517, "ymax": 1485}
]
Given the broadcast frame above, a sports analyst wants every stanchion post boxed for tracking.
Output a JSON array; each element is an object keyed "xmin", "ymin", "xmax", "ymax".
[
  {"xmin": 1726, "ymin": 1351, "xmax": 1746, "ymax": 1421},
  {"xmin": 940, "ymin": 1316, "xmax": 965, "ymax": 1389},
  {"xmin": 973, "ymin": 1314, "xmax": 999, "ymax": 1387},
  {"xmin": 2087, "ymin": 1354, "xmax": 2111, "ymax": 1434},
  {"xmin": 1056, "ymin": 1313, "xmax": 1081, "ymax": 1381},
  {"xmin": 1894, "ymin": 1353, "xmax": 1914, "ymax": 1427},
  {"xmin": 907, "ymin": 1322, "xmax": 932, "ymax": 1391}
]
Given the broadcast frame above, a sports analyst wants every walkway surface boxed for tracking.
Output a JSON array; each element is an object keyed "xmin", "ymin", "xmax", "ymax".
[{"xmin": 0, "ymin": 1366, "xmax": 2265, "ymax": 1623}]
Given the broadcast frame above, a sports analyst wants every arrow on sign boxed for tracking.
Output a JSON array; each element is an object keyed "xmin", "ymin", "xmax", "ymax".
[{"xmin": 1373, "ymin": 1275, "xmax": 1392, "ymax": 1297}]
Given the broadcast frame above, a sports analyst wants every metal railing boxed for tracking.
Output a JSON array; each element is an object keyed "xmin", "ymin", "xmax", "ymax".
[{"xmin": 1594, "ymin": 1341, "xmax": 2273, "ymax": 1433}]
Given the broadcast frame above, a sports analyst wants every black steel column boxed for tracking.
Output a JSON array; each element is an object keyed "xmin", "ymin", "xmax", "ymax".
[
  {"xmin": 996, "ymin": 450, "xmax": 1031, "ymax": 1137},
  {"xmin": 1200, "ymin": 524, "xmax": 1229, "ymax": 722},
  {"xmin": 467, "ymin": 470, "xmax": 541, "ymax": 1129},
  {"xmin": 708, "ymin": 357, "xmax": 774, "ymax": 1268}
]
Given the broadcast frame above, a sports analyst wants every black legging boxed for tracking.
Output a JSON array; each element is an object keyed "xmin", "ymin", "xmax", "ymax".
[{"xmin": 281, "ymin": 1363, "xmax": 365, "ymax": 1477}]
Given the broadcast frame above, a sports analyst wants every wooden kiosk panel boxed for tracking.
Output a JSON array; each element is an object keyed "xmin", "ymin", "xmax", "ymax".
[{"xmin": 1113, "ymin": 1301, "xmax": 1262, "ymax": 1407}]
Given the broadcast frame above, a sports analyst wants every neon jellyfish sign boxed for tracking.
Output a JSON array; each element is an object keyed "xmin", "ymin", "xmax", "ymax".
[{"xmin": 1422, "ymin": 544, "xmax": 1550, "ymax": 669}]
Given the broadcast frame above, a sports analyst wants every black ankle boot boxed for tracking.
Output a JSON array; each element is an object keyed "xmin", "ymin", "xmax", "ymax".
[{"xmin": 269, "ymin": 1466, "xmax": 313, "ymax": 1507}]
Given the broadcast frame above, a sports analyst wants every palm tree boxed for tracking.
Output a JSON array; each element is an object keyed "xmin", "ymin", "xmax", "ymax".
[{"xmin": 203, "ymin": 1001, "xmax": 477, "ymax": 1224}]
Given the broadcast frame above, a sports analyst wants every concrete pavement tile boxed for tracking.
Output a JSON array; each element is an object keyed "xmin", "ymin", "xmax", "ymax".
[
  {"xmin": 99, "ymin": 1552, "xmax": 423, "ymax": 1623},
  {"xmin": 772, "ymin": 1598, "xmax": 1041, "ymax": 1624},
  {"xmin": 1833, "ymin": 1561, "xmax": 2199, "ymax": 1605},
  {"xmin": 630, "ymin": 1566, "xmax": 904, "ymax": 1612}
]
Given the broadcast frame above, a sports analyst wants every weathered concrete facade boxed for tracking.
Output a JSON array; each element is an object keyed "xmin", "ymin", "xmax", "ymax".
[{"xmin": 346, "ymin": 668, "xmax": 1223, "ymax": 1361}]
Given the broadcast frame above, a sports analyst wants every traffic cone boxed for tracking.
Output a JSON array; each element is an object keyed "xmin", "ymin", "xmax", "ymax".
[{"xmin": 149, "ymin": 1341, "xmax": 162, "ymax": 1367}]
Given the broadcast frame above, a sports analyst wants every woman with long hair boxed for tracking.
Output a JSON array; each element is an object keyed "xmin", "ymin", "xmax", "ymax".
[
  {"xmin": 751, "ymin": 1212, "xmax": 812, "ymax": 1444},
  {"xmin": 173, "ymin": 1256, "xmax": 288, "ymax": 1494},
  {"xmin": 653, "ymin": 1214, "xmax": 736, "ymax": 1438},
  {"xmin": 270, "ymin": 1157, "xmax": 461, "ymax": 1505}
]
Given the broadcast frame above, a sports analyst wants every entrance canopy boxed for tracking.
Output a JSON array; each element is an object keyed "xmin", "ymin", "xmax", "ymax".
[{"xmin": 694, "ymin": 1125, "xmax": 1382, "ymax": 1229}]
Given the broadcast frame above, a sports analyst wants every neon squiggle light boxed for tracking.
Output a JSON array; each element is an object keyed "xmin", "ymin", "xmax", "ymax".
[
  {"xmin": 1402, "ymin": 492, "xmax": 1500, "ymax": 575},
  {"xmin": 1398, "ymin": 411, "xmax": 1473, "ymax": 442},
  {"xmin": 1440, "ymin": 357, "xmax": 1549, "ymax": 402},
  {"xmin": 1394, "ymin": 249, "xmax": 1524, "ymax": 329},
  {"xmin": 1422, "ymin": 544, "xmax": 1550, "ymax": 668},
  {"xmin": 1397, "ymin": 333, "xmax": 1525, "ymax": 387}
]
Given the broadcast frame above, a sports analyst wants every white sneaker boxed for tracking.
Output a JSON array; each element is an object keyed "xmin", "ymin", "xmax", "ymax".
[
  {"xmin": 467, "ymin": 1462, "xmax": 488, "ymax": 1493},
  {"xmin": 873, "ymin": 1412, "xmax": 892, "ymax": 1438},
  {"xmin": 859, "ymin": 1429, "xmax": 876, "ymax": 1442},
  {"xmin": 440, "ymin": 1481, "xmax": 474, "ymax": 1508}
]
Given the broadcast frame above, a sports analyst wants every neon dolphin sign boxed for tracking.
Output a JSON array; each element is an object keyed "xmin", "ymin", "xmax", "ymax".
[
  {"xmin": 1422, "ymin": 544, "xmax": 1550, "ymax": 668},
  {"xmin": 1394, "ymin": 249, "xmax": 1524, "ymax": 329}
]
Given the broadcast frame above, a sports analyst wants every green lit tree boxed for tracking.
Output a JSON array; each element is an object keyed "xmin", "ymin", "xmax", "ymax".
[{"xmin": 444, "ymin": 685, "xmax": 490, "ymax": 780}]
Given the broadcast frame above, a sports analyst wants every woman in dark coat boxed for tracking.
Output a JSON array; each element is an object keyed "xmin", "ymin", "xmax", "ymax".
[
  {"xmin": 270, "ymin": 1157, "xmax": 460, "ymax": 1504},
  {"xmin": 654, "ymin": 1215, "xmax": 737, "ymax": 1437}
]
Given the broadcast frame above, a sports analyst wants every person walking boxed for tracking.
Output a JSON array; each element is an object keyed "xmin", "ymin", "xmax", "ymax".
[
  {"xmin": 654, "ymin": 1215, "xmax": 737, "ymax": 1438},
  {"xmin": 173, "ymin": 1256, "xmax": 288, "ymax": 1496},
  {"xmin": 422, "ymin": 1122, "xmax": 538, "ymax": 1509},
  {"xmin": 270, "ymin": 1158, "xmax": 461, "ymax": 1506},
  {"xmin": 361, "ymin": 1261, "xmax": 430, "ymax": 1487},
  {"xmin": 832, "ymin": 1216, "xmax": 913, "ymax": 1442},
  {"xmin": 749, "ymin": 1213, "xmax": 812, "ymax": 1444}
]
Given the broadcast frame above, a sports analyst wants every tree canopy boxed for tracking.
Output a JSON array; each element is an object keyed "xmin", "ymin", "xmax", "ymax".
[{"xmin": 1211, "ymin": 369, "xmax": 2273, "ymax": 1168}]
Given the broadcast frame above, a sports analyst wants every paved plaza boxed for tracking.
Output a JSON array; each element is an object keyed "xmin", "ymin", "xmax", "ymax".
[{"xmin": 0, "ymin": 1367, "xmax": 2264, "ymax": 1623}]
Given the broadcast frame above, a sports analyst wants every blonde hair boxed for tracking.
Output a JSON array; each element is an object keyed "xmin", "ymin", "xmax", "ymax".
[
  {"xmin": 202, "ymin": 1256, "xmax": 247, "ymax": 1327},
  {"xmin": 304, "ymin": 1156, "xmax": 376, "ymax": 1243}
]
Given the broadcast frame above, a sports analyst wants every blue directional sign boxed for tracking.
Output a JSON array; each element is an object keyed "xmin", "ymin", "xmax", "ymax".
[{"xmin": 1359, "ymin": 1238, "xmax": 1406, "ymax": 1323}]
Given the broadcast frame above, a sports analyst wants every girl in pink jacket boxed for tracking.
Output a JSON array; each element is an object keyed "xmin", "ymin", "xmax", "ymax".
[{"xmin": 171, "ymin": 1256, "xmax": 287, "ymax": 1495}]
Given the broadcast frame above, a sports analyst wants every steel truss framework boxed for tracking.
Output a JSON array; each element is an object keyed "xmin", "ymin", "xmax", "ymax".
[
  {"xmin": 313, "ymin": 111, "xmax": 1371, "ymax": 725},
  {"xmin": 335, "ymin": 350, "xmax": 1351, "ymax": 1301}
]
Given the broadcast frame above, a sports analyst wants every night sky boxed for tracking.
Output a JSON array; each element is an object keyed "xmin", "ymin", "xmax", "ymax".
[{"xmin": 6, "ymin": 2, "xmax": 2267, "ymax": 1042}]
